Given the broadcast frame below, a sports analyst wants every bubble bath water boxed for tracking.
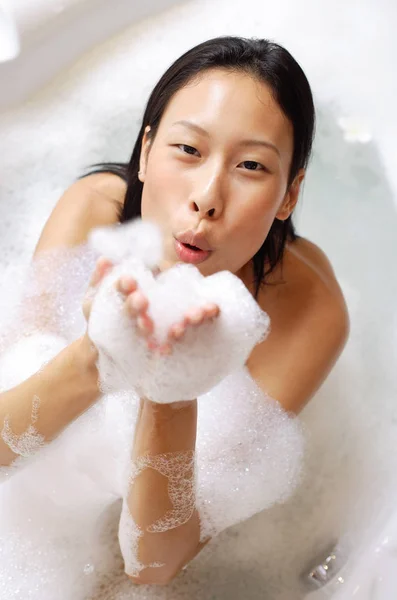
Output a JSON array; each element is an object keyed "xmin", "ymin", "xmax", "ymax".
[{"xmin": 0, "ymin": 0, "xmax": 396, "ymax": 598}]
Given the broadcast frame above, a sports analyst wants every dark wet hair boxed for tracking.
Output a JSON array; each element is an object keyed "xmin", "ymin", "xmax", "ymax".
[{"xmin": 79, "ymin": 36, "xmax": 315, "ymax": 298}]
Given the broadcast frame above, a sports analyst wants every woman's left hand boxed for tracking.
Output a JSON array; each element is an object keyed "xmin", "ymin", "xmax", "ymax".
[
  {"xmin": 114, "ymin": 274, "xmax": 220, "ymax": 355},
  {"xmin": 87, "ymin": 254, "xmax": 267, "ymax": 403}
]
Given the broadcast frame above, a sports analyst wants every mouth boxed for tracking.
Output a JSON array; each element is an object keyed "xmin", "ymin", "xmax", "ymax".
[{"xmin": 174, "ymin": 239, "xmax": 212, "ymax": 264}]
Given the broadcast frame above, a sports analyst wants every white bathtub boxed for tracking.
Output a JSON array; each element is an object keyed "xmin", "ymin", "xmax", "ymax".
[
  {"xmin": 0, "ymin": 1, "xmax": 396, "ymax": 598},
  {"xmin": 305, "ymin": 506, "xmax": 397, "ymax": 599},
  {"xmin": 333, "ymin": 510, "xmax": 397, "ymax": 599},
  {"xmin": 0, "ymin": 0, "xmax": 187, "ymax": 110}
]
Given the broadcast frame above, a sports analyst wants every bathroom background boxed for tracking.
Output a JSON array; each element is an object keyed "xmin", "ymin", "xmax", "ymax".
[{"xmin": 0, "ymin": 0, "xmax": 396, "ymax": 598}]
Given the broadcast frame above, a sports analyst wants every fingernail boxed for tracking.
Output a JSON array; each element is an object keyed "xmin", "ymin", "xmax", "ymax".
[
  {"xmin": 131, "ymin": 294, "xmax": 146, "ymax": 311},
  {"xmin": 190, "ymin": 313, "xmax": 202, "ymax": 324},
  {"xmin": 120, "ymin": 278, "xmax": 131, "ymax": 293}
]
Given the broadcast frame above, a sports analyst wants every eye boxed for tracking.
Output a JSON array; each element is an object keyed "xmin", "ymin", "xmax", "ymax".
[
  {"xmin": 177, "ymin": 144, "xmax": 200, "ymax": 156},
  {"xmin": 240, "ymin": 160, "xmax": 266, "ymax": 172}
]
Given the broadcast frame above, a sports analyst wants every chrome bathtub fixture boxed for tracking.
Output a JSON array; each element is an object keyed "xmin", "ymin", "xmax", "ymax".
[
  {"xmin": 302, "ymin": 543, "xmax": 346, "ymax": 590},
  {"xmin": 0, "ymin": 1, "xmax": 20, "ymax": 63}
]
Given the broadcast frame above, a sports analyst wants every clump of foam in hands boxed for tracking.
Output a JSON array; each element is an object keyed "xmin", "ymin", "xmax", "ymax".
[{"xmin": 87, "ymin": 218, "xmax": 271, "ymax": 403}]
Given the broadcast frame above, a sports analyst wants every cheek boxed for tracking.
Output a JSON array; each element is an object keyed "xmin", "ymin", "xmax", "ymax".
[
  {"xmin": 141, "ymin": 158, "xmax": 172, "ymax": 220},
  {"xmin": 220, "ymin": 193, "xmax": 281, "ymax": 273},
  {"xmin": 232, "ymin": 196, "xmax": 277, "ymax": 251},
  {"xmin": 141, "ymin": 151, "xmax": 187, "ymax": 218}
]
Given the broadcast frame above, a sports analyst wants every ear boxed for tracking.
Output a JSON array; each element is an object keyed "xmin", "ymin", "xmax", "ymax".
[
  {"xmin": 138, "ymin": 125, "xmax": 152, "ymax": 183},
  {"xmin": 276, "ymin": 169, "xmax": 305, "ymax": 221}
]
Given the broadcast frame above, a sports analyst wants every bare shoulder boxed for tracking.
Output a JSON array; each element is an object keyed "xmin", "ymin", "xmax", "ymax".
[
  {"xmin": 79, "ymin": 172, "xmax": 127, "ymax": 205},
  {"xmin": 285, "ymin": 237, "xmax": 342, "ymax": 295},
  {"xmin": 285, "ymin": 236, "xmax": 351, "ymax": 342},
  {"xmin": 34, "ymin": 172, "xmax": 127, "ymax": 255},
  {"xmin": 246, "ymin": 236, "xmax": 350, "ymax": 414},
  {"xmin": 262, "ymin": 236, "xmax": 349, "ymax": 319}
]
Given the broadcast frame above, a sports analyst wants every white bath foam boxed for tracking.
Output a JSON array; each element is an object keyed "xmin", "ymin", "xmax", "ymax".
[
  {"xmin": 195, "ymin": 367, "xmax": 305, "ymax": 542},
  {"xmin": 0, "ymin": 241, "xmax": 306, "ymax": 598},
  {"xmin": 0, "ymin": 0, "xmax": 395, "ymax": 597},
  {"xmin": 0, "ymin": 323, "xmax": 140, "ymax": 600},
  {"xmin": 0, "ymin": 288, "xmax": 305, "ymax": 600},
  {"xmin": 88, "ymin": 220, "xmax": 270, "ymax": 402}
]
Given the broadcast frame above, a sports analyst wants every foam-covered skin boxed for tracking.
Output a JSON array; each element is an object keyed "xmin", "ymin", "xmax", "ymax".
[
  {"xmin": 87, "ymin": 219, "xmax": 271, "ymax": 403},
  {"xmin": 0, "ymin": 230, "xmax": 305, "ymax": 596}
]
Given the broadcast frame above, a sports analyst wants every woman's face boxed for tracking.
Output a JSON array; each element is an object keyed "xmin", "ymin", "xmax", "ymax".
[{"xmin": 139, "ymin": 68, "xmax": 303, "ymax": 280}]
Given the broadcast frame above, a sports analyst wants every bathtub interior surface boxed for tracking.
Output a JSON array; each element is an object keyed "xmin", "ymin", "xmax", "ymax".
[
  {"xmin": 0, "ymin": 0, "xmax": 188, "ymax": 110},
  {"xmin": 331, "ymin": 508, "xmax": 397, "ymax": 599},
  {"xmin": 305, "ymin": 505, "xmax": 397, "ymax": 599},
  {"xmin": 0, "ymin": 1, "xmax": 396, "ymax": 599},
  {"xmin": 0, "ymin": 2, "xmax": 20, "ymax": 63}
]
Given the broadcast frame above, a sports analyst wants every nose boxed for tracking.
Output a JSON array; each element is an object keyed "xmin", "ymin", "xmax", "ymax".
[{"xmin": 188, "ymin": 164, "xmax": 224, "ymax": 218}]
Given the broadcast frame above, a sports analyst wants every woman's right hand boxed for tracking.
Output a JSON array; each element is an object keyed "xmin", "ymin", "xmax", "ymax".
[
  {"xmin": 82, "ymin": 257, "xmax": 114, "ymax": 322},
  {"xmin": 82, "ymin": 257, "xmax": 156, "ymax": 345},
  {"xmin": 82, "ymin": 258, "xmax": 214, "ymax": 357},
  {"xmin": 84, "ymin": 257, "xmax": 265, "ymax": 403}
]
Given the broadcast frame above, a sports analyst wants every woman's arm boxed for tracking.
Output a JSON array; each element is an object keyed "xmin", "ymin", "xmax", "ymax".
[
  {"xmin": 0, "ymin": 334, "xmax": 100, "ymax": 467},
  {"xmin": 247, "ymin": 281, "xmax": 350, "ymax": 414},
  {"xmin": 121, "ymin": 397, "xmax": 209, "ymax": 586},
  {"xmin": 0, "ymin": 173, "xmax": 122, "ymax": 469}
]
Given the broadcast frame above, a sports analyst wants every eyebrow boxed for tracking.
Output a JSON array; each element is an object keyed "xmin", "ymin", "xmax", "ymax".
[{"xmin": 171, "ymin": 120, "xmax": 281, "ymax": 157}]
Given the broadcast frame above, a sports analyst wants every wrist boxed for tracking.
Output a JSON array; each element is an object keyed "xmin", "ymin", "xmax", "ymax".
[
  {"xmin": 143, "ymin": 397, "xmax": 197, "ymax": 412},
  {"xmin": 71, "ymin": 333, "xmax": 100, "ymax": 390},
  {"xmin": 134, "ymin": 397, "xmax": 198, "ymax": 456}
]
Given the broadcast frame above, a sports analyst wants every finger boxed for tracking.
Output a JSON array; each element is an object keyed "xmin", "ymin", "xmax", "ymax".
[
  {"xmin": 147, "ymin": 337, "xmax": 159, "ymax": 351},
  {"xmin": 203, "ymin": 303, "xmax": 220, "ymax": 319},
  {"xmin": 157, "ymin": 342, "xmax": 172, "ymax": 355},
  {"xmin": 136, "ymin": 314, "xmax": 154, "ymax": 337},
  {"xmin": 184, "ymin": 308, "xmax": 205, "ymax": 326},
  {"xmin": 83, "ymin": 258, "xmax": 113, "ymax": 321},
  {"xmin": 168, "ymin": 323, "xmax": 186, "ymax": 341},
  {"xmin": 146, "ymin": 338, "xmax": 171, "ymax": 355},
  {"xmin": 115, "ymin": 276, "xmax": 138, "ymax": 295},
  {"xmin": 90, "ymin": 257, "xmax": 113, "ymax": 288},
  {"xmin": 126, "ymin": 290, "xmax": 149, "ymax": 317}
]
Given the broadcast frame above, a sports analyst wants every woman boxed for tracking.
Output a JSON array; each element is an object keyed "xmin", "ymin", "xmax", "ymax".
[{"xmin": 0, "ymin": 36, "xmax": 349, "ymax": 591}]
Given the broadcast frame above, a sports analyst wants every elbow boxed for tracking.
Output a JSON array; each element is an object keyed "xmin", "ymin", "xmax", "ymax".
[
  {"xmin": 123, "ymin": 513, "xmax": 212, "ymax": 586},
  {"xmin": 0, "ymin": 449, "xmax": 19, "ymax": 471}
]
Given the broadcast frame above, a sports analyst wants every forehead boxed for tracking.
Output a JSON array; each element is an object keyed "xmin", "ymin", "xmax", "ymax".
[{"xmin": 159, "ymin": 68, "xmax": 293, "ymax": 155}]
